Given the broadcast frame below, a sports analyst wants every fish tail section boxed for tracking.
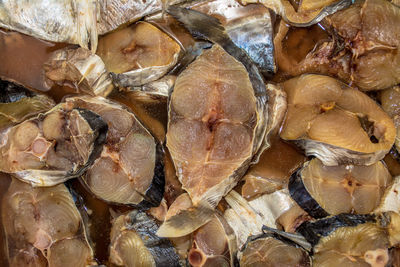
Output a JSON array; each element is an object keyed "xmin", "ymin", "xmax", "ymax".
[
  {"xmin": 157, "ymin": 200, "xmax": 214, "ymax": 238},
  {"xmin": 166, "ymin": 5, "xmax": 228, "ymax": 44}
]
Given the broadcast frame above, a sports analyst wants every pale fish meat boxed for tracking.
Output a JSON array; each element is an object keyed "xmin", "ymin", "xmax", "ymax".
[
  {"xmin": 97, "ymin": 22, "xmax": 181, "ymax": 87},
  {"xmin": 2, "ymin": 177, "xmax": 95, "ymax": 267},
  {"xmin": 0, "ymin": 101, "xmax": 108, "ymax": 186},
  {"xmin": 157, "ymin": 6, "xmax": 271, "ymax": 238}
]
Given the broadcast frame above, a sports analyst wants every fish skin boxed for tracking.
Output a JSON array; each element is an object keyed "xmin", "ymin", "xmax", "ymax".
[
  {"xmin": 156, "ymin": 200, "xmax": 215, "ymax": 237},
  {"xmin": 0, "ymin": 0, "xmax": 98, "ymax": 51},
  {"xmin": 166, "ymin": 5, "xmax": 267, "ymax": 98},
  {"xmin": 166, "ymin": 6, "xmax": 270, "ymax": 160},
  {"xmin": 158, "ymin": 7, "xmax": 272, "ymax": 238},
  {"xmin": 0, "ymin": 0, "xmax": 192, "ymax": 51}
]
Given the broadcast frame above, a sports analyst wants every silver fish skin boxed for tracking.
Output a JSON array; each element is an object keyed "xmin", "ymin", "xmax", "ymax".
[
  {"xmin": 0, "ymin": 0, "xmax": 189, "ymax": 51},
  {"xmin": 0, "ymin": 0, "xmax": 98, "ymax": 50}
]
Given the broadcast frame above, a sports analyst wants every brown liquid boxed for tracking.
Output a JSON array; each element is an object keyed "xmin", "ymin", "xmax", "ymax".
[
  {"xmin": 253, "ymin": 138, "xmax": 305, "ymax": 180},
  {"xmin": 68, "ymin": 179, "xmax": 112, "ymax": 265},
  {"xmin": 283, "ymin": 24, "xmax": 329, "ymax": 63},
  {"xmin": 384, "ymin": 153, "xmax": 400, "ymax": 177},
  {"xmin": 242, "ymin": 137, "xmax": 306, "ymax": 199},
  {"xmin": 391, "ymin": 247, "xmax": 400, "ymax": 267},
  {"xmin": 0, "ymin": 29, "xmax": 80, "ymax": 104},
  {"xmin": 0, "ymin": 173, "xmax": 11, "ymax": 267},
  {"xmin": 164, "ymin": 148, "xmax": 184, "ymax": 207},
  {"xmin": 289, "ymin": 0, "xmax": 301, "ymax": 11},
  {"xmin": 110, "ymin": 90, "xmax": 168, "ymax": 143},
  {"xmin": 273, "ymin": 22, "xmax": 330, "ymax": 83},
  {"xmin": 0, "ymin": 30, "xmax": 68, "ymax": 93},
  {"xmin": 44, "ymin": 84, "xmax": 80, "ymax": 103}
]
